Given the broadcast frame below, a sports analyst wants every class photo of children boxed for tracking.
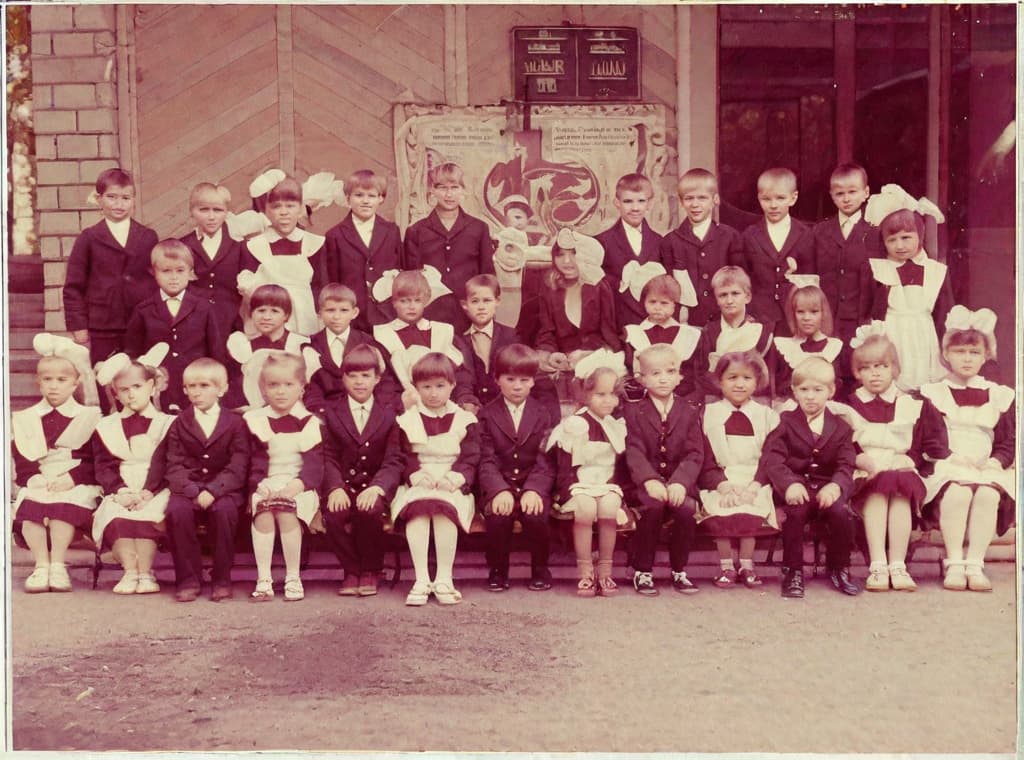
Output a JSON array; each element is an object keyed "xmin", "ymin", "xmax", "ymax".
[{"xmin": 4, "ymin": 3, "xmax": 1018, "ymax": 756}]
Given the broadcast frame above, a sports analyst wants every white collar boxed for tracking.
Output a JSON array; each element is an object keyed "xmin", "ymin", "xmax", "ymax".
[
  {"xmin": 639, "ymin": 317, "xmax": 679, "ymax": 330},
  {"xmin": 120, "ymin": 403, "xmax": 157, "ymax": 419},
  {"xmin": 854, "ymin": 385, "xmax": 899, "ymax": 404},
  {"xmin": 195, "ymin": 227, "xmax": 223, "ymax": 243},
  {"xmin": 804, "ymin": 410, "xmax": 825, "ymax": 433},
  {"xmin": 397, "ymin": 317, "xmax": 430, "ymax": 331},
  {"xmin": 897, "ymin": 251, "xmax": 929, "ymax": 266},
  {"xmin": 467, "ymin": 321, "xmax": 494, "ymax": 338},
  {"xmin": 691, "ymin": 217, "xmax": 712, "ymax": 240},
  {"xmin": 352, "ymin": 215, "xmax": 375, "ymax": 230},
  {"xmin": 839, "ymin": 210, "xmax": 862, "ymax": 227},
  {"xmin": 649, "ymin": 394, "xmax": 674, "ymax": 417},
  {"xmin": 105, "ymin": 217, "xmax": 131, "ymax": 233},
  {"xmin": 418, "ymin": 401, "xmax": 456, "ymax": 418},
  {"xmin": 348, "ymin": 395, "xmax": 373, "ymax": 413},
  {"xmin": 265, "ymin": 227, "xmax": 304, "ymax": 243},
  {"xmin": 268, "ymin": 401, "xmax": 310, "ymax": 419},
  {"xmin": 766, "ymin": 216, "xmax": 791, "ymax": 233},
  {"xmin": 195, "ymin": 403, "xmax": 221, "ymax": 418},
  {"xmin": 161, "ymin": 289, "xmax": 185, "ymax": 302},
  {"xmin": 504, "ymin": 398, "xmax": 525, "ymax": 416},
  {"xmin": 35, "ymin": 398, "xmax": 82, "ymax": 417},
  {"xmin": 328, "ymin": 327, "xmax": 351, "ymax": 343},
  {"xmin": 943, "ymin": 375, "xmax": 988, "ymax": 390}
]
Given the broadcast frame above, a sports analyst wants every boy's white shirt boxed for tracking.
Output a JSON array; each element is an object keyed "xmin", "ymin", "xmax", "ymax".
[
  {"xmin": 328, "ymin": 325, "xmax": 351, "ymax": 364},
  {"xmin": 105, "ymin": 217, "xmax": 130, "ymax": 247},
  {"xmin": 194, "ymin": 403, "xmax": 221, "ymax": 438},
  {"xmin": 691, "ymin": 217, "xmax": 712, "ymax": 242},
  {"xmin": 161, "ymin": 288, "xmax": 185, "ymax": 303},
  {"xmin": 466, "ymin": 320, "xmax": 494, "ymax": 338},
  {"xmin": 804, "ymin": 410, "xmax": 825, "ymax": 435},
  {"xmin": 504, "ymin": 398, "xmax": 525, "ymax": 433},
  {"xmin": 352, "ymin": 214, "xmax": 375, "ymax": 247},
  {"xmin": 197, "ymin": 227, "xmax": 222, "ymax": 257},
  {"xmin": 649, "ymin": 393, "xmax": 674, "ymax": 421},
  {"xmin": 838, "ymin": 210, "xmax": 862, "ymax": 238},
  {"xmin": 348, "ymin": 395, "xmax": 374, "ymax": 433},
  {"xmin": 766, "ymin": 215, "xmax": 792, "ymax": 252},
  {"xmin": 624, "ymin": 222, "xmax": 643, "ymax": 255}
]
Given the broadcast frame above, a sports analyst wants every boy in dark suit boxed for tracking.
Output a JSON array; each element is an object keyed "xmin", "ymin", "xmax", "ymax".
[
  {"xmin": 477, "ymin": 344, "xmax": 557, "ymax": 591},
  {"xmin": 179, "ymin": 182, "xmax": 247, "ymax": 339},
  {"xmin": 163, "ymin": 359, "xmax": 250, "ymax": 602},
  {"xmin": 736, "ymin": 167, "xmax": 815, "ymax": 335},
  {"xmin": 303, "ymin": 283, "xmax": 377, "ymax": 417},
  {"xmin": 63, "ymin": 168, "xmax": 158, "ymax": 410},
  {"xmin": 455, "ymin": 274, "xmax": 520, "ymax": 413},
  {"xmin": 321, "ymin": 344, "xmax": 405, "ymax": 597},
  {"xmin": 124, "ymin": 240, "xmax": 226, "ymax": 414},
  {"xmin": 324, "ymin": 170, "xmax": 404, "ymax": 332},
  {"xmin": 595, "ymin": 172, "xmax": 665, "ymax": 331},
  {"xmin": 624, "ymin": 344, "xmax": 704, "ymax": 595},
  {"xmin": 660, "ymin": 168, "xmax": 744, "ymax": 328},
  {"xmin": 760, "ymin": 356, "xmax": 860, "ymax": 599},
  {"xmin": 404, "ymin": 162, "xmax": 494, "ymax": 331}
]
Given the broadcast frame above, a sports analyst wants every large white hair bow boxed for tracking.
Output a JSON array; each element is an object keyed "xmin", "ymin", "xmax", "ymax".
[
  {"xmin": 573, "ymin": 348, "xmax": 627, "ymax": 380},
  {"xmin": 225, "ymin": 210, "xmax": 270, "ymax": 241},
  {"xmin": 302, "ymin": 172, "xmax": 345, "ymax": 212},
  {"xmin": 945, "ymin": 305, "xmax": 997, "ymax": 336},
  {"xmin": 94, "ymin": 343, "xmax": 169, "ymax": 386},
  {"xmin": 864, "ymin": 184, "xmax": 945, "ymax": 227},
  {"xmin": 619, "ymin": 260, "xmax": 666, "ymax": 303},
  {"xmin": 494, "ymin": 227, "xmax": 529, "ymax": 273},
  {"xmin": 556, "ymin": 227, "xmax": 605, "ymax": 285},
  {"xmin": 371, "ymin": 266, "xmax": 451, "ymax": 306},
  {"xmin": 848, "ymin": 320, "xmax": 888, "ymax": 350},
  {"xmin": 249, "ymin": 168, "xmax": 286, "ymax": 199},
  {"xmin": 33, "ymin": 333, "xmax": 99, "ymax": 406}
]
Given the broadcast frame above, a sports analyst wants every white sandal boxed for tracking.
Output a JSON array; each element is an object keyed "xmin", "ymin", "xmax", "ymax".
[
  {"xmin": 432, "ymin": 581, "xmax": 462, "ymax": 605},
  {"xmin": 283, "ymin": 577, "xmax": 305, "ymax": 601},
  {"xmin": 135, "ymin": 573, "xmax": 161, "ymax": 594},
  {"xmin": 250, "ymin": 578, "xmax": 274, "ymax": 601},
  {"xmin": 24, "ymin": 566, "xmax": 50, "ymax": 593},
  {"xmin": 113, "ymin": 571, "xmax": 139, "ymax": 595},
  {"xmin": 405, "ymin": 581, "xmax": 432, "ymax": 606}
]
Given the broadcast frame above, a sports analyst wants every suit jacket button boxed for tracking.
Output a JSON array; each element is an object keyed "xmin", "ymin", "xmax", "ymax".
[
  {"xmin": 364, "ymin": 442, "xmax": 370, "ymax": 447},
  {"xmin": 202, "ymin": 454, "xmax": 210, "ymax": 459},
  {"xmin": 513, "ymin": 468, "xmax": 520, "ymax": 475},
  {"xmin": 775, "ymin": 266, "xmax": 781, "ymax": 273},
  {"xmin": 201, "ymin": 468, "xmax": 209, "ymax": 474},
  {"xmin": 703, "ymin": 290, "xmax": 709, "ymax": 297},
  {"xmin": 702, "ymin": 273, "xmax": 709, "ymax": 279},
  {"xmin": 172, "ymin": 352, "xmax": 180, "ymax": 357}
]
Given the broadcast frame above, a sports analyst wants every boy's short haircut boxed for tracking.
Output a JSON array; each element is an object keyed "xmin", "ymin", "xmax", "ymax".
[
  {"xmin": 340, "ymin": 343, "xmax": 385, "ymax": 375},
  {"xmin": 829, "ymin": 162, "xmax": 869, "ymax": 188},
  {"xmin": 879, "ymin": 208, "xmax": 926, "ymax": 240},
  {"xmin": 392, "ymin": 270, "xmax": 431, "ymax": 301},
  {"xmin": 637, "ymin": 343, "xmax": 681, "ymax": 372},
  {"xmin": 318, "ymin": 282, "xmax": 358, "ymax": 310},
  {"xmin": 677, "ymin": 168, "xmax": 719, "ymax": 195},
  {"xmin": 95, "ymin": 168, "xmax": 134, "ymax": 193},
  {"xmin": 259, "ymin": 351, "xmax": 306, "ymax": 385},
  {"xmin": 344, "ymin": 169, "xmax": 387, "ymax": 197},
  {"xmin": 615, "ymin": 172, "xmax": 653, "ymax": 199},
  {"xmin": 250, "ymin": 283, "xmax": 293, "ymax": 317},
  {"xmin": 151, "ymin": 239, "xmax": 194, "ymax": 269},
  {"xmin": 183, "ymin": 357, "xmax": 228, "ymax": 387},
  {"xmin": 791, "ymin": 356, "xmax": 835, "ymax": 388},
  {"xmin": 428, "ymin": 162, "xmax": 465, "ymax": 188},
  {"xmin": 267, "ymin": 176, "xmax": 303, "ymax": 204},
  {"xmin": 189, "ymin": 181, "xmax": 231, "ymax": 207},
  {"xmin": 757, "ymin": 167, "xmax": 798, "ymax": 193},
  {"xmin": 712, "ymin": 350, "xmax": 769, "ymax": 392},
  {"xmin": 640, "ymin": 274, "xmax": 681, "ymax": 305},
  {"xmin": 493, "ymin": 343, "xmax": 539, "ymax": 378},
  {"xmin": 411, "ymin": 352, "xmax": 457, "ymax": 386},
  {"xmin": 464, "ymin": 273, "xmax": 500, "ymax": 299},
  {"xmin": 942, "ymin": 326, "xmax": 996, "ymax": 361},
  {"xmin": 850, "ymin": 334, "xmax": 901, "ymax": 377},
  {"xmin": 710, "ymin": 265, "xmax": 752, "ymax": 295},
  {"xmin": 786, "ymin": 285, "xmax": 834, "ymax": 337}
]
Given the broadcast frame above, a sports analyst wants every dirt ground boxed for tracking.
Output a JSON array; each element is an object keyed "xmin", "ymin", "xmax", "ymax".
[{"xmin": 9, "ymin": 561, "xmax": 1020, "ymax": 754}]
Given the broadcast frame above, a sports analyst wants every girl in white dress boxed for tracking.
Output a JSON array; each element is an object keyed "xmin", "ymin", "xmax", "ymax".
[
  {"xmin": 245, "ymin": 352, "xmax": 323, "ymax": 602},
  {"xmin": 11, "ymin": 334, "xmax": 101, "ymax": 593},
  {"xmin": 920, "ymin": 307, "xmax": 1014, "ymax": 592},
  {"xmin": 92, "ymin": 353, "xmax": 175, "ymax": 594},
  {"xmin": 547, "ymin": 350, "xmax": 629, "ymax": 597},
  {"xmin": 390, "ymin": 353, "xmax": 480, "ymax": 606},
  {"xmin": 697, "ymin": 351, "xmax": 780, "ymax": 588}
]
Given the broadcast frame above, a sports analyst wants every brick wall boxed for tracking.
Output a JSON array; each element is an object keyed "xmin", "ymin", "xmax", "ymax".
[{"xmin": 31, "ymin": 4, "xmax": 120, "ymax": 331}]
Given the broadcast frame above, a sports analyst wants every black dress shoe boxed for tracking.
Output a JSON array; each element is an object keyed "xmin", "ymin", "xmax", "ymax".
[
  {"xmin": 781, "ymin": 568, "xmax": 805, "ymax": 599},
  {"xmin": 528, "ymin": 567, "xmax": 553, "ymax": 591},
  {"xmin": 829, "ymin": 567, "xmax": 861, "ymax": 596},
  {"xmin": 487, "ymin": 568, "xmax": 510, "ymax": 592}
]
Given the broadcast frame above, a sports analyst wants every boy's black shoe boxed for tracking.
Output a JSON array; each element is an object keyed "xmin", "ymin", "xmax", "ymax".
[
  {"xmin": 781, "ymin": 567, "xmax": 805, "ymax": 599},
  {"xmin": 528, "ymin": 567, "xmax": 553, "ymax": 591},
  {"xmin": 632, "ymin": 571, "xmax": 659, "ymax": 596},
  {"xmin": 487, "ymin": 568, "xmax": 510, "ymax": 592},
  {"xmin": 829, "ymin": 567, "xmax": 861, "ymax": 596},
  {"xmin": 671, "ymin": 570, "xmax": 699, "ymax": 594}
]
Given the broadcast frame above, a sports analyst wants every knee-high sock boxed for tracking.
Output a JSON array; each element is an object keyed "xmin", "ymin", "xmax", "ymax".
[
  {"xmin": 404, "ymin": 516, "xmax": 431, "ymax": 585},
  {"xmin": 279, "ymin": 525, "xmax": 302, "ymax": 579},
  {"xmin": 251, "ymin": 525, "xmax": 275, "ymax": 581},
  {"xmin": 431, "ymin": 515, "xmax": 458, "ymax": 586}
]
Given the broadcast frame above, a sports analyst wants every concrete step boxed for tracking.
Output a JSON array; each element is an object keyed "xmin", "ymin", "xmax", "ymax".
[
  {"xmin": 6, "ymin": 256, "xmax": 43, "ymax": 293},
  {"xmin": 9, "ymin": 329, "xmax": 41, "ymax": 350},
  {"xmin": 10, "ymin": 348, "xmax": 39, "ymax": 374},
  {"xmin": 7, "ymin": 373, "xmax": 38, "ymax": 399}
]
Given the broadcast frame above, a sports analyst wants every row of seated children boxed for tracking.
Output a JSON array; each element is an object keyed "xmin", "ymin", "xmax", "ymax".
[
  {"xmin": 13, "ymin": 297, "xmax": 1012, "ymax": 602},
  {"xmin": 62, "ymin": 158, "xmax": 955, "ymax": 420}
]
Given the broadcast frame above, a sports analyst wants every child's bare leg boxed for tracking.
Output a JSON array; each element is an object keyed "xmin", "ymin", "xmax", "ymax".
[
  {"xmin": 431, "ymin": 514, "xmax": 458, "ymax": 588},
  {"xmin": 404, "ymin": 515, "xmax": 432, "ymax": 585},
  {"xmin": 886, "ymin": 496, "xmax": 912, "ymax": 565},
  {"xmin": 569, "ymin": 496, "xmax": 598, "ymax": 581},
  {"xmin": 715, "ymin": 537, "xmax": 735, "ymax": 570},
  {"xmin": 595, "ymin": 494, "xmax": 621, "ymax": 585},
  {"xmin": 861, "ymin": 493, "xmax": 889, "ymax": 567},
  {"xmin": 251, "ymin": 512, "xmax": 276, "ymax": 583},
  {"xmin": 135, "ymin": 538, "xmax": 157, "ymax": 575},
  {"xmin": 964, "ymin": 487, "xmax": 999, "ymax": 589},
  {"xmin": 276, "ymin": 512, "xmax": 302, "ymax": 579},
  {"xmin": 47, "ymin": 520, "xmax": 75, "ymax": 566},
  {"xmin": 938, "ymin": 485, "xmax": 972, "ymax": 562},
  {"xmin": 20, "ymin": 521, "xmax": 51, "ymax": 568}
]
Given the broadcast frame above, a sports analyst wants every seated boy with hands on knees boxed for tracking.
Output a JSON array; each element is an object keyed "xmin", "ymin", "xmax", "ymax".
[
  {"xmin": 761, "ymin": 356, "xmax": 860, "ymax": 599},
  {"xmin": 623, "ymin": 344, "xmax": 704, "ymax": 596}
]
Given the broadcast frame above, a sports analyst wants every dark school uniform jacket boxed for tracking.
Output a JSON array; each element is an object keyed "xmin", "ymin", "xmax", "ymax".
[
  {"xmin": 164, "ymin": 406, "xmax": 250, "ymax": 506},
  {"xmin": 812, "ymin": 216, "xmax": 880, "ymax": 327},
  {"xmin": 63, "ymin": 219, "xmax": 159, "ymax": 333},
  {"xmin": 737, "ymin": 218, "xmax": 815, "ymax": 329},
  {"xmin": 404, "ymin": 209, "xmax": 495, "ymax": 328},
  {"xmin": 324, "ymin": 213, "xmax": 404, "ymax": 331},
  {"xmin": 124, "ymin": 291, "xmax": 227, "ymax": 413},
  {"xmin": 535, "ymin": 279, "xmax": 622, "ymax": 354},
  {"xmin": 477, "ymin": 396, "xmax": 557, "ymax": 507},
  {"xmin": 179, "ymin": 228, "xmax": 248, "ymax": 337},
  {"xmin": 454, "ymin": 321, "xmax": 521, "ymax": 409},
  {"xmin": 302, "ymin": 326, "xmax": 378, "ymax": 417},
  {"xmin": 760, "ymin": 408, "xmax": 856, "ymax": 500},
  {"xmin": 623, "ymin": 396, "xmax": 703, "ymax": 492},
  {"xmin": 595, "ymin": 218, "xmax": 665, "ymax": 330},
  {"xmin": 321, "ymin": 399, "xmax": 404, "ymax": 500},
  {"xmin": 661, "ymin": 219, "xmax": 744, "ymax": 328}
]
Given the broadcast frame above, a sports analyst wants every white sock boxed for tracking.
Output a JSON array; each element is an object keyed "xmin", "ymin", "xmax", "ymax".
[
  {"xmin": 869, "ymin": 561, "xmax": 888, "ymax": 573},
  {"xmin": 280, "ymin": 527, "xmax": 302, "ymax": 579},
  {"xmin": 720, "ymin": 559, "xmax": 734, "ymax": 571},
  {"xmin": 251, "ymin": 526, "xmax": 275, "ymax": 581},
  {"xmin": 739, "ymin": 558, "xmax": 754, "ymax": 571}
]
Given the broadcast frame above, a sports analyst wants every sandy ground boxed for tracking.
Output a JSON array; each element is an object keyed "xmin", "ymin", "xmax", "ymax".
[{"xmin": 9, "ymin": 561, "xmax": 1019, "ymax": 754}]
